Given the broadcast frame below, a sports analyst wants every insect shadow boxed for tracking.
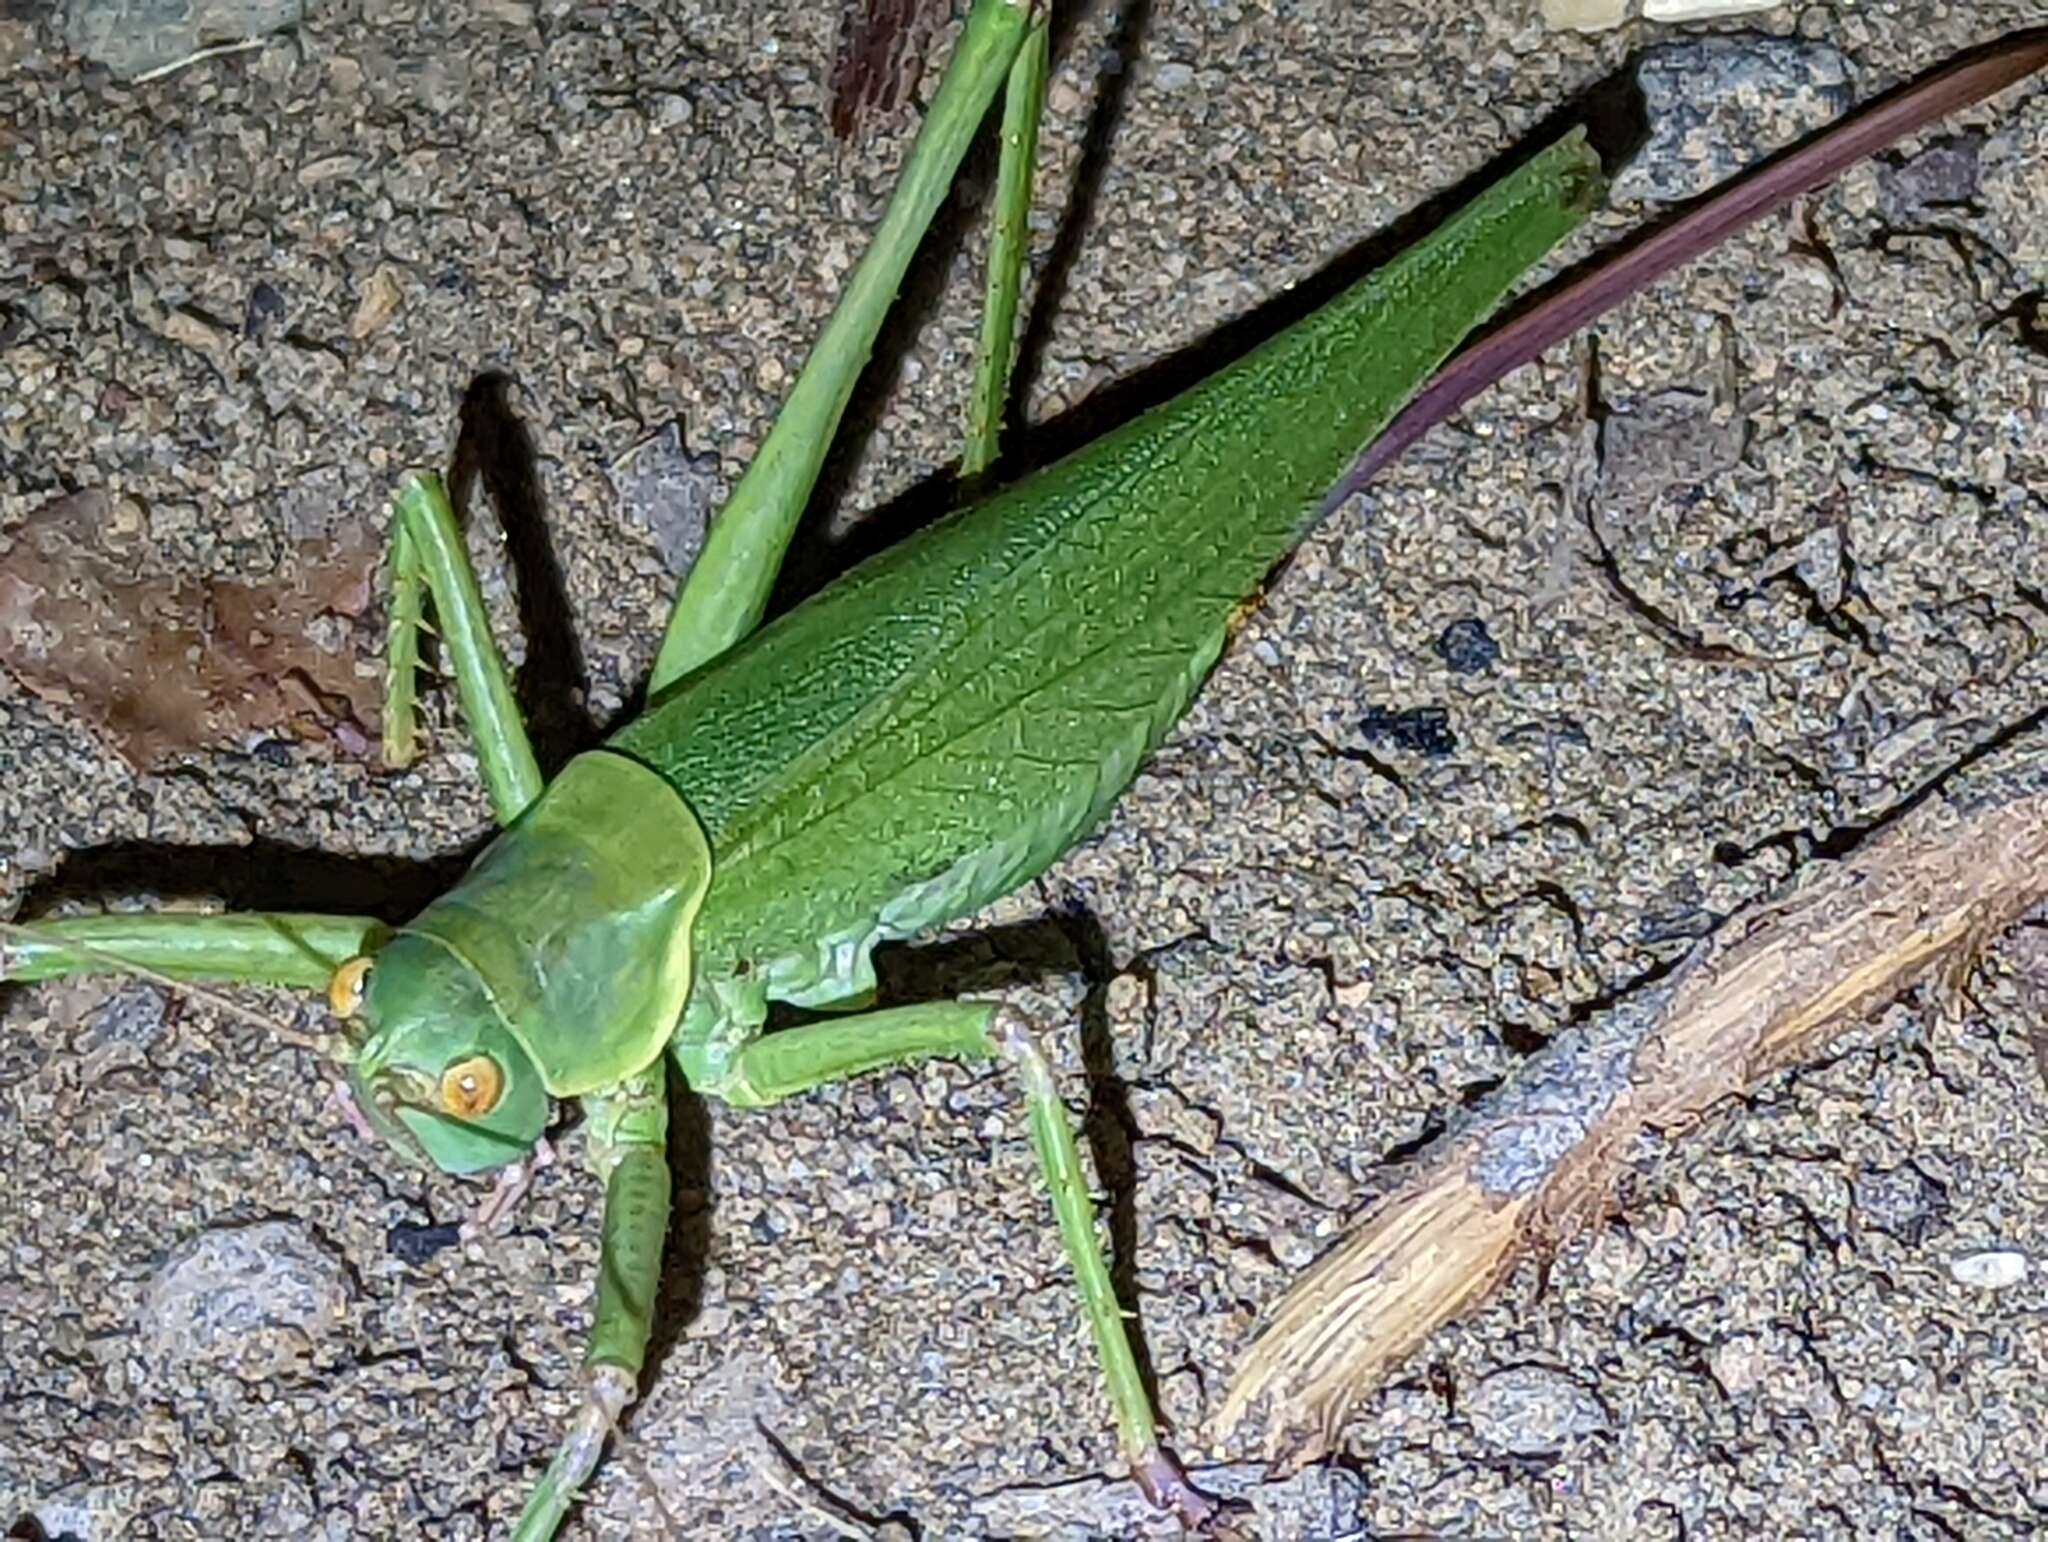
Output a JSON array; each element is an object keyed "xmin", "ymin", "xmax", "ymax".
[{"xmin": 449, "ymin": 370, "xmax": 598, "ymax": 774}]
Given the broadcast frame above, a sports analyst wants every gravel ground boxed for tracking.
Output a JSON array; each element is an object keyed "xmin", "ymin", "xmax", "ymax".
[{"xmin": 3, "ymin": 1, "xmax": 2045, "ymax": 1538}]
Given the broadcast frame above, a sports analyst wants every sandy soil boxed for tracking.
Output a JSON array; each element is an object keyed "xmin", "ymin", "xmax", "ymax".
[{"xmin": 2, "ymin": 1, "xmax": 2044, "ymax": 1537}]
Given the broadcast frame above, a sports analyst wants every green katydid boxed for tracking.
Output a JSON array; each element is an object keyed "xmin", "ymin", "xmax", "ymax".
[{"xmin": 1, "ymin": 0, "xmax": 1607, "ymax": 1532}]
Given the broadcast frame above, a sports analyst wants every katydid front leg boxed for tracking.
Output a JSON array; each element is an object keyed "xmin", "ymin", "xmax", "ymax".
[
  {"xmin": 710, "ymin": 1000, "xmax": 1221, "ymax": 1526},
  {"xmin": 383, "ymin": 470, "xmax": 544, "ymax": 822},
  {"xmin": 0, "ymin": 470, "xmax": 544, "ymax": 996},
  {"xmin": 0, "ymin": 911, "xmax": 384, "ymax": 989},
  {"xmin": 511, "ymin": 1061, "xmax": 671, "ymax": 1542}
]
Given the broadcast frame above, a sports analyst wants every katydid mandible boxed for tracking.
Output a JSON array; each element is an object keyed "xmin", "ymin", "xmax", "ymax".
[{"xmin": 1, "ymin": 1, "xmax": 1601, "ymax": 1533}]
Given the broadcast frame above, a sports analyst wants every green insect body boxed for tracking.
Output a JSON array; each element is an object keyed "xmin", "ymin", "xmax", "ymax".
[
  {"xmin": 370, "ymin": 134, "xmax": 1598, "ymax": 1126},
  {"xmin": 353, "ymin": 752, "xmax": 711, "ymax": 1173}
]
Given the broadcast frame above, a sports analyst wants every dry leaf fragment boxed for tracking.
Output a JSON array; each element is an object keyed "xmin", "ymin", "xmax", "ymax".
[
  {"xmin": 0, "ymin": 490, "xmax": 380, "ymax": 767},
  {"xmin": 348, "ymin": 267, "xmax": 404, "ymax": 340}
]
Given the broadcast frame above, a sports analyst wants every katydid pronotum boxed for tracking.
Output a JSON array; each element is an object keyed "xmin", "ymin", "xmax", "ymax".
[{"xmin": 2, "ymin": 0, "xmax": 1602, "ymax": 1528}]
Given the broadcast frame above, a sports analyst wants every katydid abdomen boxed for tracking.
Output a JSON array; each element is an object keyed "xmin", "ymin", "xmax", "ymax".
[{"xmin": 609, "ymin": 133, "xmax": 1599, "ymax": 1075}]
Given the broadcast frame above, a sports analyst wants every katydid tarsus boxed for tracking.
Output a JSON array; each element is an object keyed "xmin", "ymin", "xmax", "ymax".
[{"xmin": 0, "ymin": 0, "xmax": 1606, "ymax": 1532}]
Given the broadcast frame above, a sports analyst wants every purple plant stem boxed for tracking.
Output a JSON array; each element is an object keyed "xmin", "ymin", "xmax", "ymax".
[{"xmin": 1326, "ymin": 30, "xmax": 2048, "ymax": 511}]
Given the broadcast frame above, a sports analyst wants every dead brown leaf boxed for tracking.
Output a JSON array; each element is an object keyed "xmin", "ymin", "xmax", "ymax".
[
  {"xmin": 348, "ymin": 266, "xmax": 404, "ymax": 340},
  {"xmin": 0, "ymin": 490, "xmax": 380, "ymax": 768}
]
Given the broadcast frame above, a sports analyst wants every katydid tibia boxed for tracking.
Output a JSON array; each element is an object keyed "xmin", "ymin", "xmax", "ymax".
[{"xmin": 0, "ymin": 1, "xmax": 1602, "ymax": 1533}]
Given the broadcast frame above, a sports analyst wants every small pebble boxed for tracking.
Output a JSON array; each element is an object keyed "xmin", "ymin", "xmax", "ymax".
[
  {"xmin": 1642, "ymin": 0, "xmax": 1785, "ymax": 18},
  {"xmin": 142, "ymin": 1221, "xmax": 351, "ymax": 1381},
  {"xmin": 1541, "ymin": 0, "xmax": 1628, "ymax": 30},
  {"xmin": 1614, "ymin": 38, "xmax": 1856, "ymax": 204},
  {"xmin": 1852, "ymin": 1163, "xmax": 1946, "ymax": 1243},
  {"xmin": 347, "ymin": 266, "xmax": 404, "ymax": 340},
  {"xmin": 1949, "ymin": 1249, "xmax": 2028, "ymax": 1290},
  {"xmin": 1878, "ymin": 135, "xmax": 1982, "ymax": 220},
  {"xmin": 1436, "ymin": 617, "xmax": 1501, "ymax": 675},
  {"xmin": 613, "ymin": 419, "xmax": 722, "ymax": 578},
  {"xmin": 63, "ymin": 0, "xmax": 306, "ymax": 79},
  {"xmin": 1464, "ymin": 1364, "xmax": 1611, "ymax": 1456},
  {"xmin": 1793, "ymin": 525, "xmax": 1845, "ymax": 610}
]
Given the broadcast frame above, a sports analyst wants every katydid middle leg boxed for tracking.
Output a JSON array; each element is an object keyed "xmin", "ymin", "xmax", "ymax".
[
  {"xmin": 510, "ymin": 1061, "xmax": 673, "ymax": 1542},
  {"xmin": 707, "ymin": 999, "xmax": 1221, "ymax": 1526}
]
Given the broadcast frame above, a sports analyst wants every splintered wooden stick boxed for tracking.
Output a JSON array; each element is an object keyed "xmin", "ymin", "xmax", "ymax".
[{"xmin": 1216, "ymin": 779, "xmax": 2048, "ymax": 1463}]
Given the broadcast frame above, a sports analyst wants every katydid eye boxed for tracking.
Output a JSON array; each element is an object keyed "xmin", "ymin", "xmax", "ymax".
[
  {"xmin": 439, "ymin": 1055, "xmax": 504, "ymax": 1118},
  {"xmin": 328, "ymin": 956, "xmax": 374, "ymax": 1018}
]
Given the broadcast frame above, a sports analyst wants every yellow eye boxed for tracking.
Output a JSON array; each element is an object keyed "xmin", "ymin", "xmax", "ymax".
[
  {"xmin": 328, "ymin": 956, "xmax": 373, "ymax": 1018},
  {"xmin": 439, "ymin": 1055, "xmax": 504, "ymax": 1118}
]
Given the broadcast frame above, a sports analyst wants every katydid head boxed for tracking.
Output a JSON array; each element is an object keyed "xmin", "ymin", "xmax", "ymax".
[{"xmin": 334, "ymin": 934, "xmax": 549, "ymax": 1175}]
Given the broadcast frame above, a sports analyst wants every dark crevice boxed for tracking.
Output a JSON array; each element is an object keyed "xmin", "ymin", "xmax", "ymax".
[
  {"xmin": 756, "ymin": 1418, "xmax": 920, "ymax": 1537},
  {"xmin": 1981, "ymin": 287, "xmax": 2048, "ymax": 357},
  {"xmin": 1806, "ymin": 704, "xmax": 2047, "ymax": 862},
  {"xmin": 1581, "ymin": 501, "xmax": 1763, "ymax": 668},
  {"xmin": 1497, "ymin": 1018, "xmax": 1552, "ymax": 1057},
  {"xmin": 1855, "ymin": 448, "xmax": 2001, "ymax": 509},
  {"xmin": 1304, "ymin": 726, "xmax": 1409, "ymax": 793},
  {"xmin": 1714, "ymin": 825, "xmax": 1810, "ymax": 872},
  {"xmin": 1719, "ymin": 564, "xmax": 1881, "ymax": 657},
  {"xmin": 1374, "ymin": 1109, "xmax": 1449, "ymax": 1167},
  {"xmin": 1491, "ymin": 812, "xmax": 1593, "ymax": 847},
  {"xmin": 1870, "ymin": 222, "xmax": 2014, "ymax": 299},
  {"xmin": 1787, "ymin": 201, "xmax": 1849, "ymax": 317},
  {"xmin": 1564, "ymin": 946, "xmax": 1698, "ymax": 1029}
]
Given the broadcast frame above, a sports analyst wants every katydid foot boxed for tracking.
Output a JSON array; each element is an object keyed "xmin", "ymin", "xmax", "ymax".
[
  {"xmin": 509, "ymin": 1364, "xmax": 636, "ymax": 1542},
  {"xmin": 987, "ymin": 1007, "xmax": 1224, "ymax": 1529},
  {"xmin": 1132, "ymin": 1445, "xmax": 1233, "ymax": 1532}
]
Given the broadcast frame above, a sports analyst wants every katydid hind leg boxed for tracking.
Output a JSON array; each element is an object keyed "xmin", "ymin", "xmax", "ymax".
[
  {"xmin": 959, "ymin": 9, "xmax": 1050, "ymax": 487},
  {"xmin": 713, "ymin": 998, "xmax": 1224, "ymax": 1528},
  {"xmin": 647, "ymin": 0, "xmax": 1037, "ymax": 691}
]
